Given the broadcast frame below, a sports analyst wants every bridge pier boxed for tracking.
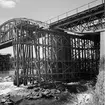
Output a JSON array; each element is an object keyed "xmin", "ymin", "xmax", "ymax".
[{"xmin": 100, "ymin": 31, "xmax": 105, "ymax": 58}]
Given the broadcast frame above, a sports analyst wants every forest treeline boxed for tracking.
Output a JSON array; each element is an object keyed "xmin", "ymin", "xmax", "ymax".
[{"xmin": 0, "ymin": 54, "xmax": 13, "ymax": 71}]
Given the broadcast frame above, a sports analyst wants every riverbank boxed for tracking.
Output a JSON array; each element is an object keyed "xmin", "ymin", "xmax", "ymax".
[{"xmin": 0, "ymin": 78, "xmax": 96, "ymax": 105}]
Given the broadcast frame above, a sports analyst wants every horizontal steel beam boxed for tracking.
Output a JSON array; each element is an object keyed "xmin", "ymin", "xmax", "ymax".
[
  {"xmin": 0, "ymin": 41, "xmax": 12, "ymax": 49},
  {"xmin": 49, "ymin": 3, "xmax": 105, "ymax": 33}
]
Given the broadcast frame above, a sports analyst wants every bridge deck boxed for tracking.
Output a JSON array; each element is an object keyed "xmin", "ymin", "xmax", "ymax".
[{"xmin": 50, "ymin": 3, "xmax": 104, "ymax": 30}]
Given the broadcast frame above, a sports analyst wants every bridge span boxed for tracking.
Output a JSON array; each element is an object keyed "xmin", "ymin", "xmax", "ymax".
[
  {"xmin": 46, "ymin": 0, "xmax": 105, "ymax": 58},
  {"xmin": 0, "ymin": 0, "xmax": 104, "ymax": 86},
  {"xmin": 46, "ymin": 0, "xmax": 105, "ymax": 33}
]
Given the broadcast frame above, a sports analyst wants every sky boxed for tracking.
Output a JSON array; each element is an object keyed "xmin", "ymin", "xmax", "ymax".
[{"xmin": 0, "ymin": 0, "xmax": 99, "ymax": 56}]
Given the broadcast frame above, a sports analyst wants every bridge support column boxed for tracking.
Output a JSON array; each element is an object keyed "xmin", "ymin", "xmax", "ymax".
[{"xmin": 100, "ymin": 31, "xmax": 105, "ymax": 58}]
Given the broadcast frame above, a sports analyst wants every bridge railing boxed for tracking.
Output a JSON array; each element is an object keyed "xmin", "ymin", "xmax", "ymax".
[{"xmin": 45, "ymin": 0, "xmax": 104, "ymax": 25}]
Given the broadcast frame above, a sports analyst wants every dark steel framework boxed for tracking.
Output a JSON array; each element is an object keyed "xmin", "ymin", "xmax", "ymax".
[
  {"xmin": 48, "ymin": 0, "xmax": 105, "ymax": 33},
  {"xmin": 0, "ymin": 18, "xmax": 100, "ymax": 86}
]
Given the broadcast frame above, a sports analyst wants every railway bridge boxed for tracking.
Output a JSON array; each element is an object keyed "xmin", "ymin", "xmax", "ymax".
[
  {"xmin": 46, "ymin": 0, "xmax": 105, "ymax": 58},
  {"xmin": 0, "ymin": 0, "xmax": 104, "ymax": 86}
]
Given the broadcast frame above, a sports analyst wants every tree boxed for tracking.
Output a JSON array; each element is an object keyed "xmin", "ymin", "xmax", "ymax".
[{"xmin": 0, "ymin": 53, "xmax": 12, "ymax": 71}]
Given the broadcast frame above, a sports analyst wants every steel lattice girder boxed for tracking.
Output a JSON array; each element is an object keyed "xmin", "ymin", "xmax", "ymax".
[
  {"xmin": 0, "ymin": 18, "xmax": 49, "ymax": 48},
  {"xmin": 50, "ymin": 3, "xmax": 105, "ymax": 33}
]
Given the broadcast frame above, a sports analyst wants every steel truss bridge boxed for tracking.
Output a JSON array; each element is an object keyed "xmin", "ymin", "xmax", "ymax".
[
  {"xmin": 0, "ymin": 0, "xmax": 103, "ymax": 86},
  {"xmin": 46, "ymin": 0, "xmax": 105, "ymax": 33}
]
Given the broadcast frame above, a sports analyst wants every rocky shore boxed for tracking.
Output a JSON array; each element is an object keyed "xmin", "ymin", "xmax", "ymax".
[{"xmin": 0, "ymin": 76, "xmax": 96, "ymax": 105}]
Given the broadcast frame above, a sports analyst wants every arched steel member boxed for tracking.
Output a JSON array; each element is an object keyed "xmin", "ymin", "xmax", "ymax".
[
  {"xmin": 0, "ymin": 18, "xmax": 49, "ymax": 45},
  {"xmin": 0, "ymin": 18, "xmax": 49, "ymax": 86}
]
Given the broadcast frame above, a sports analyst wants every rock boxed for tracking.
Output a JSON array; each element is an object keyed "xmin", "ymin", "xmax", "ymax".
[
  {"xmin": 27, "ymin": 83, "xmax": 39, "ymax": 89},
  {"xmin": 56, "ymin": 89, "xmax": 61, "ymax": 94},
  {"xmin": 0, "ymin": 96, "xmax": 14, "ymax": 105},
  {"xmin": 54, "ymin": 92, "xmax": 70, "ymax": 101},
  {"xmin": 9, "ymin": 95, "xmax": 23, "ymax": 104},
  {"xmin": 56, "ymin": 84, "xmax": 66, "ymax": 92},
  {"xmin": 50, "ymin": 89, "xmax": 56, "ymax": 94},
  {"xmin": 1, "ymin": 98, "xmax": 7, "ymax": 103},
  {"xmin": 34, "ymin": 87, "xmax": 40, "ymax": 92},
  {"xmin": 4, "ymin": 101, "xmax": 14, "ymax": 105},
  {"xmin": 26, "ymin": 92, "xmax": 42, "ymax": 100},
  {"xmin": 35, "ymin": 92, "xmax": 42, "ymax": 99},
  {"xmin": 42, "ymin": 89, "xmax": 50, "ymax": 96},
  {"xmin": 41, "ymin": 89, "xmax": 56, "ymax": 98},
  {"xmin": 50, "ymin": 89, "xmax": 60, "ymax": 94}
]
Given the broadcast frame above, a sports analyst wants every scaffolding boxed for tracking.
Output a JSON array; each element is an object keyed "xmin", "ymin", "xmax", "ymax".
[
  {"xmin": 13, "ymin": 27, "xmax": 100, "ymax": 86},
  {"xmin": 0, "ymin": 18, "xmax": 100, "ymax": 86}
]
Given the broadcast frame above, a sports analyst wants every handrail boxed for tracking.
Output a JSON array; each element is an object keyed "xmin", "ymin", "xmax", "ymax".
[{"xmin": 45, "ymin": 0, "xmax": 104, "ymax": 25}]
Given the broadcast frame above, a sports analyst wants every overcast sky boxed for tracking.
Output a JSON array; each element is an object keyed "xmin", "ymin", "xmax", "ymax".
[{"xmin": 0, "ymin": 0, "xmax": 100, "ymax": 56}]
